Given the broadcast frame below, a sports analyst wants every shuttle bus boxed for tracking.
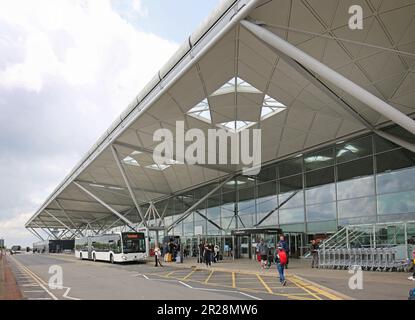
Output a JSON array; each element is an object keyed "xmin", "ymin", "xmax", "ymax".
[{"xmin": 75, "ymin": 232, "xmax": 147, "ymax": 263}]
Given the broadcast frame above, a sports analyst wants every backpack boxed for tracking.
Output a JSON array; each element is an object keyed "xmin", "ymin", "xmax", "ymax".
[{"xmin": 278, "ymin": 250, "xmax": 287, "ymax": 265}]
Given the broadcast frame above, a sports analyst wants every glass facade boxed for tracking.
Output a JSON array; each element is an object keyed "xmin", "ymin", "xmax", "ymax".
[{"xmin": 157, "ymin": 129, "xmax": 415, "ymax": 237}]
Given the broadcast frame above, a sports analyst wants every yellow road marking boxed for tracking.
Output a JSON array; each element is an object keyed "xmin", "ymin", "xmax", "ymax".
[
  {"xmin": 10, "ymin": 257, "xmax": 58, "ymax": 300},
  {"xmin": 182, "ymin": 269, "xmax": 196, "ymax": 280},
  {"xmin": 204, "ymin": 270, "xmax": 214, "ymax": 284},
  {"xmin": 256, "ymin": 274, "xmax": 273, "ymax": 294},
  {"xmin": 291, "ymin": 275, "xmax": 342, "ymax": 300},
  {"xmin": 288, "ymin": 276, "xmax": 322, "ymax": 300},
  {"xmin": 232, "ymin": 272, "xmax": 236, "ymax": 288},
  {"xmin": 166, "ymin": 270, "xmax": 176, "ymax": 277},
  {"xmin": 153, "ymin": 271, "xmax": 312, "ymax": 300}
]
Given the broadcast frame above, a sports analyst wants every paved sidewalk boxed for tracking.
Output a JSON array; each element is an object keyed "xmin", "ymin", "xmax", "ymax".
[
  {"xmin": 0, "ymin": 253, "xmax": 23, "ymax": 300},
  {"xmin": 162, "ymin": 257, "xmax": 415, "ymax": 299}
]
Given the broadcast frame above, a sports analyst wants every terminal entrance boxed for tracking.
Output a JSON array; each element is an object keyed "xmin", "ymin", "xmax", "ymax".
[
  {"xmin": 179, "ymin": 229, "xmax": 314, "ymax": 260},
  {"xmin": 232, "ymin": 228, "xmax": 282, "ymax": 259}
]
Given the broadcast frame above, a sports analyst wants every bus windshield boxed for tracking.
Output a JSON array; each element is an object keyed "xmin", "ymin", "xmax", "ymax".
[{"xmin": 121, "ymin": 233, "xmax": 146, "ymax": 253}]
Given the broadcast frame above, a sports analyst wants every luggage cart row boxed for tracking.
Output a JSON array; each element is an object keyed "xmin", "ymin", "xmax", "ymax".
[{"xmin": 318, "ymin": 247, "xmax": 409, "ymax": 272}]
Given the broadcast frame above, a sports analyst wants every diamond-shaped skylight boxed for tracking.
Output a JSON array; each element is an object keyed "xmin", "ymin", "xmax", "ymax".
[
  {"xmin": 186, "ymin": 98, "xmax": 211, "ymax": 123},
  {"xmin": 146, "ymin": 163, "xmax": 170, "ymax": 171},
  {"xmin": 122, "ymin": 156, "xmax": 139, "ymax": 167},
  {"xmin": 186, "ymin": 77, "xmax": 287, "ymax": 127},
  {"xmin": 261, "ymin": 95, "xmax": 287, "ymax": 120},
  {"xmin": 218, "ymin": 120, "xmax": 256, "ymax": 133},
  {"xmin": 211, "ymin": 77, "xmax": 261, "ymax": 96}
]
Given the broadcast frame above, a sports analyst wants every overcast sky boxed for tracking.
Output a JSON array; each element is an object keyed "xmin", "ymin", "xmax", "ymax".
[{"xmin": 0, "ymin": 0, "xmax": 221, "ymax": 247}]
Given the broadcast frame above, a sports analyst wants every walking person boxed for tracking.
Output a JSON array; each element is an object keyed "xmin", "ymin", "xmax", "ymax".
[
  {"xmin": 204, "ymin": 242, "xmax": 212, "ymax": 267},
  {"xmin": 310, "ymin": 239, "xmax": 320, "ymax": 268},
  {"xmin": 275, "ymin": 246, "xmax": 287, "ymax": 286},
  {"xmin": 198, "ymin": 241, "xmax": 204, "ymax": 263},
  {"xmin": 154, "ymin": 246, "xmax": 163, "ymax": 267},
  {"xmin": 214, "ymin": 244, "xmax": 220, "ymax": 263},
  {"xmin": 278, "ymin": 235, "xmax": 290, "ymax": 269},
  {"xmin": 209, "ymin": 243, "xmax": 214, "ymax": 264},
  {"xmin": 257, "ymin": 239, "xmax": 268, "ymax": 271}
]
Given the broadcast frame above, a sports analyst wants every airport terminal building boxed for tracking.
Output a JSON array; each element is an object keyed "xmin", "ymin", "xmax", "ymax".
[{"xmin": 25, "ymin": 0, "xmax": 415, "ymax": 258}]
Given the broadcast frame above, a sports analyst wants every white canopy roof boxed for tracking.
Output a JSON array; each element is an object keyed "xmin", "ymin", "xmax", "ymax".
[{"xmin": 26, "ymin": 0, "xmax": 415, "ymax": 231}]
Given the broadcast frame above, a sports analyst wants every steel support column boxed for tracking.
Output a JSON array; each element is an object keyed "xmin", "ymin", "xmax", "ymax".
[
  {"xmin": 256, "ymin": 34, "xmax": 415, "ymax": 154},
  {"xmin": 240, "ymin": 20, "xmax": 415, "ymax": 136},
  {"xmin": 110, "ymin": 145, "xmax": 148, "ymax": 227},
  {"xmin": 55, "ymin": 200, "xmax": 84, "ymax": 237},
  {"xmin": 73, "ymin": 181, "xmax": 136, "ymax": 230},
  {"xmin": 374, "ymin": 130, "xmax": 415, "ymax": 153},
  {"xmin": 27, "ymin": 228, "xmax": 44, "ymax": 241},
  {"xmin": 167, "ymin": 175, "xmax": 234, "ymax": 232},
  {"xmin": 44, "ymin": 210, "xmax": 76, "ymax": 237}
]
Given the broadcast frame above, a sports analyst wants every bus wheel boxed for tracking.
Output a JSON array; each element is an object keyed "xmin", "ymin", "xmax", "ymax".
[
  {"xmin": 110, "ymin": 254, "xmax": 114, "ymax": 264},
  {"xmin": 93, "ymin": 253, "xmax": 96, "ymax": 262}
]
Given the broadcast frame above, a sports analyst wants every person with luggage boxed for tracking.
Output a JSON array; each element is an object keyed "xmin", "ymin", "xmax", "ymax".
[
  {"xmin": 310, "ymin": 239, "xmax": 320, "ymax": 268},
  {"xmin": 204, "ymin": 242, "xmax": 212, "ymax": 267},
  {"xmin": 278, "ymin": 235, "xmax": 289, "ymax": 269},
  {"xmin": 275, "ymin": 245, "xmax": 287, "ymax": 286},
  {"xmin": 154, "ymin": 246, "xmax": 163, "ymax": 267},
  {"xmin": 256, "ymin": 239, "xmax": 268, "ymax": 271}
]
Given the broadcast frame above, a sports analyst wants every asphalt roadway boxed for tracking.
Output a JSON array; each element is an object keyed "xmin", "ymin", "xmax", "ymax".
[{"xmin": 8, "ymin": 253, "xmax": 342, "ymax": 300}]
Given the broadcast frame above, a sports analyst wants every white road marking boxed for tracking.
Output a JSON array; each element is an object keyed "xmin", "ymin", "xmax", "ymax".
[
  {"xmin": 24, "ymin": 290, "xmax": 45, "ymax": 293},
  {"xmin": 10, "ymin": 256, "xmax": 58, "ymax": 300},
  {"xmin": 178, "ymin": 281, "xmax": 193, "ymax": 289},
  {"xmin": 141, "ymin": 273, "xmax": 262, "ymax": 300},
  {"xmin": 238, "ymin": 291, "xmax": 262, "ymax": 300},
  {"xmin": 62, "ymin": 287, "xmax": 80, "ymax": 300},
  {"xmin": 10, "ymin": 255, "xmax": 81, "ymax": 300}
]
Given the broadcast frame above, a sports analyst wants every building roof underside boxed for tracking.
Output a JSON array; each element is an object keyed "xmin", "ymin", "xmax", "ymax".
[{"xmin": 26, "ymin": 0, "xmax": 415, "ymax": 230}]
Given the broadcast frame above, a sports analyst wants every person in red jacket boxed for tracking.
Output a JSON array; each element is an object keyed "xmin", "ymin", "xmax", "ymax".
[{"xmin": 275, "ymin": 246, "xmax": 287, "ymax": 286}]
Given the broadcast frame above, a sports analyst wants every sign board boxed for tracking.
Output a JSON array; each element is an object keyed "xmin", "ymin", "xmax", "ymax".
[{"xmin": 194, "ymin": 225, "xmax": 203, "ymax": 235}]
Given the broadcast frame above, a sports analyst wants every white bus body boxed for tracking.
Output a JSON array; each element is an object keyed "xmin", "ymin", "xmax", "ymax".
[{"xmin": 75, "ymin": 232, "xmax": 147, "ymax": 263}]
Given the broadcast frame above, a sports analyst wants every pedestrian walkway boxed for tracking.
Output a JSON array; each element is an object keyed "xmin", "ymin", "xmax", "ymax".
[
  {"xmin": 0, "ymin": 252, "xmax": 22, "ymax": 300},
  {"xmin": 143, "ymin": 257, "xmax": 347, "ymax": 300}
]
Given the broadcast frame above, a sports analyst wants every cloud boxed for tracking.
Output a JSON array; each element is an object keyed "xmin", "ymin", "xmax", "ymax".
[
  {"xmin": 0, "ymin": 213, "xmax": 36, "ymax": 248},
  {"xmin": 132, "ymin": 0, "xmax": 149, "ymax": 17},
  {"xmin": 0, "ymin": 0, "xmax": 178, "ymax": 245}
]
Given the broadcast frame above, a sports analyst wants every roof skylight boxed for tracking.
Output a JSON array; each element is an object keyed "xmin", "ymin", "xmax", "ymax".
[
  {"xmin": 146, "ymin": 163, "xmax": 171, "ymax": 171},
  {"xmin": 186, "ymin": 98, "xmax": 211, "ymax": 123},
  {"xmin": 218, "ymin": 120, "xmax": 256, "ymax": 133},
  {"xmin": 261, "ymin": 95, "xmax": 287, "ymax": 120},
  {"xmin": 186, "ymin": 77, "xmax": 287, "ymax": 127},
  {"xmin": 211, "ymin": 77, "xmax": 261, "ymax": 96},
  {"xmin": 122, "ymin": 156, "xmax": 139, "ymax": 167}
]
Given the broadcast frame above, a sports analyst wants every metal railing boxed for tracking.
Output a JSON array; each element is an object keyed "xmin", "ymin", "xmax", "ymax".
[{"xmin": 318, "ymin": 221, "xmax": 415, "ymax": 271}]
